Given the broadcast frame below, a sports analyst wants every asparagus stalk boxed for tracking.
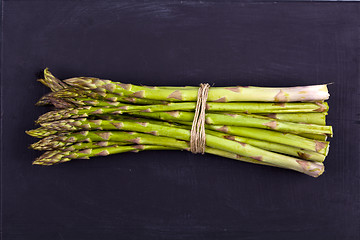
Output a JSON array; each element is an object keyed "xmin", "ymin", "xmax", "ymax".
[
  {"xmin": 38, "ymin": 92, "xmax": 329, "ymax": 113},
  {"xmin": 207, "ymin": 125, "xmax": 329, "ymax": 155},
  {"xmin": 32, "ymin": 111, "xmax": 329, "ymax": 156},
  {"xmin": 31, "ymin": 117, "xmax": 324, "ymax": 162},
  {"xmin": 69, "ymin": 99, "xmax": 329, "ymax": 114},
  {"xmin": 35, "ymin": 101, "xmax": 328, "ymax": 123},
  {"xmin": 31, "ymin": 129, "xmax": 278, "ymax": 167},
  {"xmin": 158, "ymin": 119, "xmax": 327, "ymax": 142},
  {"xmin": 31, "ymin": 130, "xmax": 320, "ymax": 175},
  {"xmin": 263, "ymin": 113, "xmax": 327, "ymax": 125},
  {"xmin": 128, "ymin": 111, "xmax": 332, "ymax": 135},
  {"xmin": 38, "ymin": 119, "xmax": 325, "ymax": 177},
  {"xmin": 94, "ymin": 113, "xmax": 328, "ymax": 141},
  {"xmin": 63, "ymin": 77, "xmax": 330, "ymax": 102},
  {"xmin": 298, "ymin": 133, "xmax": 327, "ymax": 141},
  {"xmin": 64, "ymin": 98, "xmax": 126, "ymax": 107},
  {"xmin": 41, "ymin": 96, "xmax": 328, "ymax": 126},
  {"xmin": 130, "ymin": 111, "xmax": 326, "ymax": 125},
  {"xmin": 36, "ymin": 106, "xmax": 332, "ymax": 135},
  {"xmin": 26, "ymin": 127, "xmax": 59, "ymax": 138},
  {"xmin": 37, "ymin": 87, "xmax": 168, "ymax": 106},
  {"xmin": 205, "ymin": 130, "xmax": 325, "ymax": 162},
  {"xmin": 53, "ymin": 140, "xmax": 283, "ymax": 167},
  {"xmin": 158, "ymin": 119, "xmax": 329, "ymax": 153},
  {"xmin": 38, "ymin": 117, "xmax": 330, "ymax": 155},
  {"xmin": 37, "ymin": 68, "xmax": 69, "ymax": 92},
  {"xmin": 57, "ymin": 141, "xmax": 133, "ymax": 151},
  {"xmin": 41, "ymin": 69, "xmax": 329, "ymax": 103},
  {"xmin": 137, "ymin": 116, "xmax": 329, "ymax": 155},
  {"xmin": 33, "ymin": 145, "xmax": 178, "ymax": 165},
  {"xmin": 34, "ymin": 143, "xmax": 278, "ymax": 169},
  {"xmin": 31, "ymin": 131, "xmax": 191, "ymax": 151}
]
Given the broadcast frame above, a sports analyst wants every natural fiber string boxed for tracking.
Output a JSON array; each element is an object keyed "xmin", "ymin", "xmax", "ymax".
[{"xmin": 190, "ymin": 83, "xmax": 210, "ymax": 154}]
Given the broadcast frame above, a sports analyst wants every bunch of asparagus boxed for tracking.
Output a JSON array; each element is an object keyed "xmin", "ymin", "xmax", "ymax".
[{"xmin": 27, "ymin": 69, "xmax": 332, "ymax": 177}]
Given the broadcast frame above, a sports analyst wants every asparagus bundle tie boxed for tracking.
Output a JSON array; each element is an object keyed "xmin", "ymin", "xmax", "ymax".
[
  {"xmin": 26, "ymin": 69, "xmax": 333, "ymax": 177},
  {"xmin": 190, "ymin": 83, "xmax": 210, "ymax": 154}
]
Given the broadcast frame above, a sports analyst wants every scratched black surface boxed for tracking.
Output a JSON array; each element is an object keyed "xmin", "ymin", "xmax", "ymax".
[{"xmin": 1, "ymin": 1, "xmax": 359, "ymax": 240}]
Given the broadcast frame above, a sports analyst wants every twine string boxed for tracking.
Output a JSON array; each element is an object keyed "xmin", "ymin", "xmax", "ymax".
[{"xmin": 190, "ymin": 83, "xmax": 210, "ymax": 154}]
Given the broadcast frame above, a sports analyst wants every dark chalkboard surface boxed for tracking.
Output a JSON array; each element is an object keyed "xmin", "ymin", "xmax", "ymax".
[{"xmin": 1, "ymin": 1, "xmax": 359, "ymax": 239}]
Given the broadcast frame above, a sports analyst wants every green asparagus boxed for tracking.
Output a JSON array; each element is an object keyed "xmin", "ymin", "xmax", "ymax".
[{"xmin": 27, "ymin": 68, "xmax": 332, "ymax": 177}]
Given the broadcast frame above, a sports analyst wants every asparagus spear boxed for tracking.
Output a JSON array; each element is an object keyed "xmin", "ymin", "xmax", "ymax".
[
  {"xmin": 33, "ymin": 145, "xmax": 178, "ymax": 165},
  {"xmin": 38, "ymin": 119, "xmax": 325, "ymax": 177},
  {"xmin": 205, "ymin": 129, "xmax": 325, "ymax": 162},
  {"xmin": 121, "ymin": 116, "xmax": 329, "ymax": 155},
  {"xmin": 93, "ymin": 112, "xmax": 328, "ymax": 141},
  {"xmin": 63, "ymin": 77, "xmax": 330, "ymax": 102},
  {"xmin": 35, "ymin": 100, "xmax": 328, "ymax": 123},
  {"xmin": 37, "ymin": 68, "xmax": 69, "ymax": 92},
  {"xmin": 68, "ymin": 99, "xmax": 329, "ymax": 114},
  {"xmin": 207, "ymin": 125, "xmax": 329, "ymax": 155},
  {"xmin": 30, "ymin": 119, "xmax": 324, "ymax": 162},
  {"xmin": 38, "ymin": 117, "xmax": 330, "ymax": 155},
  {"xmin": 31, "ymin": 130, "xmax": 321, "ymax": 176},
  {"xmin": 130, "ymin": 110, "xmax": 326, "ymax": 125},
  {"xmin": 298, "ymin": 133, "xmax": 327, "ymax": 141},
  {"xmin": 262, "ymin": 113, "xmax": 327, "ymax": 125},
  {"xmin": 158, "ymin": 120, "xmax": 329, "ymax": 153},
  {"xmin": 26, "ymin": 127, "xmax": 59, "ymax": 138},
  {"xmin": 58, "ymin": 141, "xmax": 135, "ymax": 151},
  {"xmin": 33, "ymin": 143, "xmax": 278, "ymax": 169},
  {"xmin": 30, "ymin": 127, "xmax": 278, "ymax": 167},
  {"xmin": 128, "ymin": 111, "xmax": 332, "ymax": 135},
  {"xmin": 37, "ymin": 87, "xmax": 168, "ymax": 106},
  {"xmin": 41, "ymin": 69, "xmax": 330, "ymax": 103},
  {"xmin": 51, "ymin": 140, "xmax": 288, "ymax": 167},
  {"xmin": 41, "ymin": 96, "xmax": 328, "ymax": 126},
  {"xmin": 38, "ymin": 92, "xmax": 329, "ymax": 113},
  {"xmin": 156, "ymin": 118, "xmax": 327, "ymax": 141},
  {"xmin": 31, "ymin": 131, "xmax": 191, "ymax": 151},
  {"xmin": 32, "ymin": 111, "xmax": 329, "ymax": 156},
  {"xmin": 36, "ymin": 106, "xmax": 332, "ymax": 135}
]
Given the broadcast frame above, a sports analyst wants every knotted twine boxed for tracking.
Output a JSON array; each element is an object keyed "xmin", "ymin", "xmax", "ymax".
[{"xmin": 190, "ymin": 83, "xmax": 210, "ymax": 154}]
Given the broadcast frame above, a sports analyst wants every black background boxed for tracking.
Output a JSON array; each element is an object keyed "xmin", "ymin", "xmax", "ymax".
[{"xmin": 1, "ymin": 1, "xmax": 359, "ymax": 239}]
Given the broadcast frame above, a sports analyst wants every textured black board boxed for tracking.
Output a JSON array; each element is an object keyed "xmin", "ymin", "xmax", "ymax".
[{"xmin": 1, "ymin": 1, "xmax": 359, "ymax": 240}]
